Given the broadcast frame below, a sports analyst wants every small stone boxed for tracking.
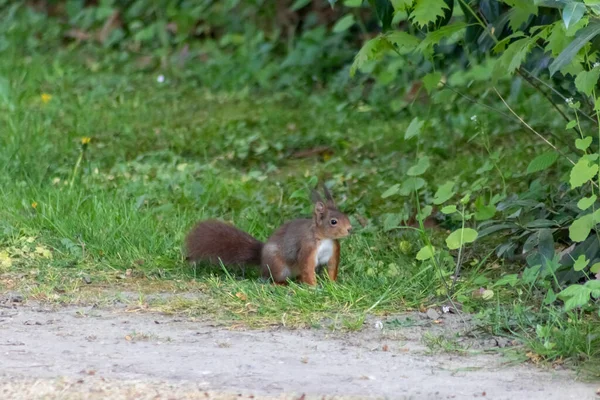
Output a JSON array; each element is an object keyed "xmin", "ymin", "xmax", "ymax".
[
  {"xmin": 426, "ymin": 308, "xmax": 440, "ymax": 320},
  {"xmin": 9, "ymin": 293, "xmax": 24, "ymax": 303},
  {"xmin": 82, "ymin": 275, "xmax": 92, "ymax": 284},
  {"xmin": 496, "ymin": 337, "xmax": 510, "ymax": 348}
]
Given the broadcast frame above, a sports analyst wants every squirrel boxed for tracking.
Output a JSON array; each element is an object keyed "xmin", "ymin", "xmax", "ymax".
[{"xmin": 185, "ymin": 186, "xmax": 352, "ymax": 285}]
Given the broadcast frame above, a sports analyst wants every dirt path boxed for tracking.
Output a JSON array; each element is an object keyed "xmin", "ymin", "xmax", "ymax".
[{"xmin": 0, "ymin": 300, "xmax": 598, "ymax": 400}]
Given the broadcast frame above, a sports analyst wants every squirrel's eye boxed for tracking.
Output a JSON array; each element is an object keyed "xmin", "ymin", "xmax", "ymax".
[{"xmin": 330, "ymin": 219, "xmax": 337, "ymax": 225}]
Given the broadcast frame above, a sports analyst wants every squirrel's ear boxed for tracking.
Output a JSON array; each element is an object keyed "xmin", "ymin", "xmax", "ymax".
[
  {"xmin": 323, "ymin": 185, "xmax": 336, "ymax": 207},
  {"xmin": 314, "ymin": 201, "xmax": 325, "ymax": 215},
  {"xmin": 311, "ymin": 189, "xmax": 323, "ymax": 204}
]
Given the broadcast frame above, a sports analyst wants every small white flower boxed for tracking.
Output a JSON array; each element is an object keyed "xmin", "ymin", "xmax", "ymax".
[
  {"xmin": 157, "ymin": 75, "xmax": 165, "ymax": 83},
  {"xmin": 374, "ymin": 321, "xmax": 383, "ymax": 330},
  {"xmin": 442, "ymin": 305, "xmax": 450, "ymax": 314},
  {"xmin": 565, "ymin": 97, "xmax": 573, "ymax": 105},
  {"xmin": 470, "ymin": 115, "xmax": 477, "ymax": 122}
]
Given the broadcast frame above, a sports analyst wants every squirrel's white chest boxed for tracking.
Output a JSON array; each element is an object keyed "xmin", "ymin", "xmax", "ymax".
[{"xmin": 315, "ymin": 239, "xmax": 334, "ymax": 266}]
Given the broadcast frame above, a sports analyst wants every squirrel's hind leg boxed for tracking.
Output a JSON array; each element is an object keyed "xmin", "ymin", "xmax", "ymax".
[{"xmin": 261, "ymin": 244, "xmax": 291, "ymax": 284}]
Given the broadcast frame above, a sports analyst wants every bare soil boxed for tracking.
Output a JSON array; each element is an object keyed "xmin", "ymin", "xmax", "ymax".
[{"xmin": 0, "ymin": 294, "xmax": 598, "ymax": 400}]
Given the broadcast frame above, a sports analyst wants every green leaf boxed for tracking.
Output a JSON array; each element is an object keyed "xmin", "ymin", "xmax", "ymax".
[
  {"xmin": 501, "ymin": 38, "xmax": 535, "ymax": 76},
  {"xmin": 569, "ymin": 210, "xmax": 600, "ymax": 242},
  {"xmin": 586, "ymin": 280, "xmax": 600, "ymax": 298},
  {"xmin": 350, "ymin": 36, "xmax": 388, "ymax": 76},
  {"xmin": 441, "ymin": 205, "xmax": 457, "ymax": 214},
  {"xmin": 474, "ymin": 196, "xmax": 496, "ymax": 221},
  {"xmin": 344, "ymin": 0, "xmax": 363, "ymax": 7},
  {"xmin": 291, "ymin": 0, "xmax": 312, "ymax": 10},
  {"xmin": 404, "ymin": 117, "xmax": 424, "ymax": 140},
  {"xmin": 523, "ymin": 265, "xmax": 541, "ymax": 284},
  {"xmin": 422, "ymin": 71, "xmax": 442, "ymax": 94},
  {"xmin": 544, "ymin": 288, "xmax": 557, "ymax": 305},
  {"xmin": 383, "ymin": 213, "xmax": 402, "ymax": 231},
  {"xmin": 590, "ymin": 262, "xmax": 600, "ymax": 273},
  {"xmin": 574, "ymin": 255, "xmax": 589, "ymax": 271},
  {"xmin": 575, "ymin": 69, "xmax": 600, "ymax": 96},
  {"xmin": 549, "ymin": 21, "xmax": 600, "ymax": 76},
  {"xmin": 290, "ymin": 188, "xmax": 308, "ymax": 199},
  {"xmin": 475, "ymin": 204, "xmax": 496, "ymax": 221},
  {"xmin": 333, "ymin": 14, "xmax": 356, "ymax": 33},
  {"xmin": 578, "ymin": 194, "xmax": 597, "ymax": 210},
  {"xmin": 417, "ymin": 22, "xmax": 466, "ymax": 52},
  {"xmin": 546, "ymin": 21, "xmax": 569, "ymax": 57},
  {"xmin": 558, "ymin": 284, "xmax": 592, "ymax": 311},
  {"xmin": 407, "ymin": 156, "xmax": 430, "ymax": 176},
  {"xmin": 433, "ymin": 181, "xmax": 455, "ymax": 205},
  {"xmin": 569, "ymin": 214, "xmax": 593, "ymax": 242},
  {"xmin": 417, "ymin": 205, "xmax": 433, "ymax": 222},
  {"xmin": 525, "ymin": 219, "xmax": 559, "ymax": 228},
  {"xmin": 494, "ymin": 274, "xmax": 519, "ymax": 287},
  {"xmin": 505, "ymin": 0, "xmax": 538, "ymax": 32},
  {"xmin": 446, "ymin": 228, "xmax": 478, "ymax": 250},
  {"xmin": 570, "ymin": 157, "xmax": 598, "ymax": 189},
  {"xmin": 385, "ymin": 31, "xmax": 420, "ymax": 52},
  {"xmin": 410, "ymin": 0, "xmax": 450, "ymax": 28},
  {"xmin": 391, "ymin": 0, "xmax": 413, "ymax": 10},
  {"xmin": 416, "ymin": 245, "xmax": 435, "ymax": 261},
  {"xmin": 575, "ymin": 136, "xmax": 593, "ymax": 151},
  {"xmin": 381, "ymin": 184, "xmax": 400, "ymax": 198},
  {"xmin": 563, "ymin": 2, "xmax": 586, "ymax": 29},
  {"xmin": 399, "ymin": 177, "xmax": 426, "ymax": 195},
  {"xmin": 370, "ymin": 0, "xmax": 395, "ymax": 31},
  {"xmin": 566, "ymin": 120, "xmax": 577, "ymax": 129},
  {"xmin": 478, "ymin": 223, "xmax": 517, "ymax": 238}
]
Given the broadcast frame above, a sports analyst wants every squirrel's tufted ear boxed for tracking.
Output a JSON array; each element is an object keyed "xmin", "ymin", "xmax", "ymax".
[
  {"xmin": 314, "ymin": 201, "xmax": 325, "ymax": 216},
  {"xmin": 323, "ymin": 185, "xmax": 336, "ymax": 207},
  {"xmin": 311, "ymin": 189, "xmax": 323, "ymax": 204}
]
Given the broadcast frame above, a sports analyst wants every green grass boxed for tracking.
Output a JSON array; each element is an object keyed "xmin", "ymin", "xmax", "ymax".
[{"xmin": 0, "ymin": 23, "xmax": 598, "ymax": 376}]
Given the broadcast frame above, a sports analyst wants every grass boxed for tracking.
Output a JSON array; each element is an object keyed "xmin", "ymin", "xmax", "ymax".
[{"xmin": 0, "ymin": 18, "xmax": 599, "ymax": 376}]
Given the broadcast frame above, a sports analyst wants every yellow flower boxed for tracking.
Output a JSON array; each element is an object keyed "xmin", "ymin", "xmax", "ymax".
[
  {"xmin": 81, "ymin": 137, "xmax": 91, "ymax": 145},
  {"xmin": 40, "ymin": 93, "xmax": 52, "ymax": 104},
  {"xmin": 31, "ymin": 202, "xmax": 38, "ymax": 209}
]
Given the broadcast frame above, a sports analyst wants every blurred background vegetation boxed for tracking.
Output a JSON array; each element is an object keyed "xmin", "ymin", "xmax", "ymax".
[{"xmin": 1, "ymin": 0, "xmax": 599, "ymax": 373}]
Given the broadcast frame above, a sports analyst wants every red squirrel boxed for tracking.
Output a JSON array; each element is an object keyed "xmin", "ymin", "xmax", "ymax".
[{"xmin": 185, "ymin": 186, "xmax": 352, "ymax": 285}]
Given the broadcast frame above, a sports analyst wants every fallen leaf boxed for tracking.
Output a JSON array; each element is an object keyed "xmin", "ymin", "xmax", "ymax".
[
  {"xmin": 125, "ymin": 335, "xmax": 132, "ymax": 341},
  {"xmin": 526, "ymin": 351, "xmax": 542, "ymax": 364},
  {"xmin": 235, "ymin": 292, "xmax": 248, "ymax": 301},
  {"xmin": 65, "ymin": 29, "xmax": 92, "ymax": 41},
  {"xmin": 97, "ymin": 10, "xmax": 121, "ymax": 44},
  {"xmin": 0, "ymin": 251, "xmax": 13, "ymax": 269},
  {"xmin": 291, "ymin": 146, "xmax": 333, "ymax": 159},
  {"xmin": 382, "ymin": 344, "xmax": 389, "ymax": 351}
]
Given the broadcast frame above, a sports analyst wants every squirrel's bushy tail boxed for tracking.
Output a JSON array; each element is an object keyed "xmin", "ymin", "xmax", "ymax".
[{"xmin": 185, "ymin": 220, "xmax": 263, "ymax": 266}]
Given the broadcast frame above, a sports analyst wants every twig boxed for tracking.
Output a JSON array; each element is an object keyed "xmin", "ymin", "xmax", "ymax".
[
  {"xmin": 494, "ymin": 88, "xmax": 599, "ymax": 187},
  {"xmin": 493, "ymin": 88, "xmax": 576, "ymax": 165},
  {"xmin": 441, "ymin": 83, "xmax": 514, "ymax": 121},
  {"xmin": 450, "ymin": 205, "xmax": 467, "ymax": 293},
  {"xmin": 520, "ymin": 68, "xmax": 597, "ymax": 124},
  {"xmin": 517, "ymin": 69, "xmax": 583, "ymax": 150}
]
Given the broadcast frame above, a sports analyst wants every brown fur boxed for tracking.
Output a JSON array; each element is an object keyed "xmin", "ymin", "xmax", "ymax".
[
  {"xmin": 185, "ymin": 187, "xmax": 352, "ymax": 285},
  {"xmin": 185, "ymin": 220, "xmax": 263, "ymax": 266}
]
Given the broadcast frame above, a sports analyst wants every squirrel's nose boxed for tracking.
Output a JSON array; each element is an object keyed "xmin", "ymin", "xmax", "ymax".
[{"xmin": 347, "ymin": 226, "xmax": 353, "ymax": 234}]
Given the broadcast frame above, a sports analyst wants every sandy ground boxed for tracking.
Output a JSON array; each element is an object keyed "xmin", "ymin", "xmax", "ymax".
[{"xmin": 0, "ymin": 296, "xmax": 598, "ymax": 400}]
